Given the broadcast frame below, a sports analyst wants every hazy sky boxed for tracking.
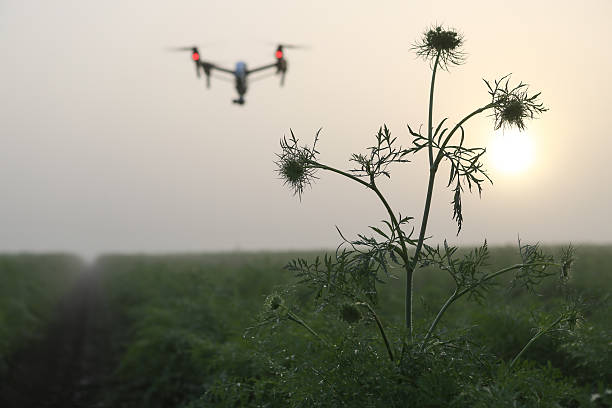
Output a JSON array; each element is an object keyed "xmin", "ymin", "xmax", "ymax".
[{"xmin": 1, "ymin": 0, "xmax": 611, "ymax": 258}]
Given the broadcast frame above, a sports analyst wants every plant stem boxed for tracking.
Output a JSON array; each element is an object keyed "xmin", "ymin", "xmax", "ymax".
[
  {"xmin": 508, "ymin": 315, "xmax": 563, "ymax": 370},
  {"xmin": 434, "ymin": 102, "xmax": 496, "ymax": 167},
  {"xmin": 309, "ymin": 161, "xmax": 371, "ymax": 190},
  {"xmin": 285, "ymin": 308, "xmax": 330, "ymax": 347},
  {"xmin": 406, "ymin": 103, "xmax": 503, "ymax": 340},
  {"xmin": 403, "ymin": 52, "xmax": 442, "ymax": 340},
  {"xmin": 370, "ymin": 184, "xmax": 411, "ymax": 263},
  {"xmin": 356, "ymin": 302, "xmax": 394, "ymax": 362},
  {"xmin": 420, "ymin": 289, "xmax": 457, "ymax": 350},
  {"xmin": 428, "ymin": 52, "xmax": 441, "ymax": 167},
  {"xmin": 421, "ymin": 262, "xmax": 561, "ymax": 348},
  {"xmin": 310, "ymin": 161, "xmax": 411, "ymax": 265},
  {"xmin": 405, "ymin": 168, "xmax": 437, "ymax": 340}
]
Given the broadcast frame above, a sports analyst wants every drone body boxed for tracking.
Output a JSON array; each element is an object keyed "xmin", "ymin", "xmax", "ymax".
[
  {"xmin": 170, "ymin": 45, "xmax": 300, "ymax": 105},
  {"xmin": 233, "ymin": 61, "xmax": 248, "ymax": 105}
]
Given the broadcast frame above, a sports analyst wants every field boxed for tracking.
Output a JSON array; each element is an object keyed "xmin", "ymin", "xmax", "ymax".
[{"xmin": 1, "ymin": 246, "xmax": 611, "ymax": 407}]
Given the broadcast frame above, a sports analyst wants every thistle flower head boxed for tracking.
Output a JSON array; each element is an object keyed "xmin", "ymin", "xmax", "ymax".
[
  {"xmin": 413, "ymin": 25, "xmax": 465, "ymax": 70},
  {"xmin": 486, "ymin": 74, "xmax": 548, "ymax": 131},
  {"xmin": 339, "ymin": 303, "xmax": 362, "ymax": 324},
  {"xmin": 500, "ymin": 98, "xmax": 525, "ymax": 127},
  {"xmin": 281, "ymin": 159, "xmax": 307, "ymax": 186},
  {"xmin": 276, "ymin": 129, "xmax": 321, "ymax": 198}
]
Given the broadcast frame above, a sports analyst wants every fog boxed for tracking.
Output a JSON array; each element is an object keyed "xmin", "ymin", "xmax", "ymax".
[{"xmin": 1, "ymin": 0, "xmax": 611, "ymax": 258}]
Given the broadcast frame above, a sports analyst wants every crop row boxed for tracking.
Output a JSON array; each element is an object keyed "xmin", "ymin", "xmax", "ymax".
[{"xmin": 0, "ymin": 254, "xmax": 82, "ymax": 375}]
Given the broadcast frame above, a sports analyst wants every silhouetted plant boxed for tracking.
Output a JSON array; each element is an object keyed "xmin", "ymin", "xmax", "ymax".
[{"xmin": 262, "ymin": 23, "xmax": 578, "ymax": 383}]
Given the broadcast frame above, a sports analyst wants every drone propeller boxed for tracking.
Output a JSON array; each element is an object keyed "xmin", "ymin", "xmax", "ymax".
[
  {"xmin": 277, "ymin": 43, "xmax": 309, "ymax": 49},
  {"xmin": 168, "ymin": 46, "xmax": 201, "ymax": 61},
  {"xmin": 167, "ymin": 46, "xmax": 213, "ymax": 85},
  {"xmin": 166, "ymin": 46, "xmax": 199, "ymax": 51},
  {"xmin": 268, "ymin": 42, "xmax": 310, "ymax": 49}
]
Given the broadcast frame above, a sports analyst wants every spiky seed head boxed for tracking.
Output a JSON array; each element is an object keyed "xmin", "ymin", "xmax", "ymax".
[
  {"xmin": 413, "ymin": 25, "xmax": 465, "ymax": 69},
  {"xmin": 495, "ymin": 96, "xmax": 533, "ymax": 130},
  {"xmin": 276, "ymin": 130, "xmax": 320, "ymax": 199},
  {"xmin": 488, "ymin": 76, "xmax": 548, "ymax": 131},
  {"xmin": 265, "ymin": 293, "xmax": 284, "ymax": 311},
  {"xmin": 425, "ymin": 26, "xmax": 462, "ymax": 52},
  {"xmin": 500, "ymin": 98, "xmax": 525, "ymax": 127},
  {"xmin": 339, "ymin": 303, "xmax": 362, "ymax": 324},
  {"xmin": 281, "ymin": 158, "xmax": 306, "ymax": 186},
  {"xmin": 277, "ymin": 153, "xmax": 316, "ymax": 198}
]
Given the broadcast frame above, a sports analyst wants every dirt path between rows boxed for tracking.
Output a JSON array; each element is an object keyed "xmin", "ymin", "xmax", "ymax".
[{"xmin": 0, "ymin": 268, "xmax": 115, "ymax": 408}]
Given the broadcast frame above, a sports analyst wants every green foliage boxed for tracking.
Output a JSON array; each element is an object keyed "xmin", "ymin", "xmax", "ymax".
[
  {"xmin": 422, "ymin": 240, "xmax": 492, "ymax": 302},
  {"xmin": 247, "ymin": 321, "xmax": 584, "ymax": 408},
  {"xmin": 94, "ymin": 248, "xmax": 611, "ymax": 406},
  {"xmin": 511, "ymin": 240, "xmax": 558, "ymax": 291},
  {"xmin": 349, "ymin": 125, "xmax": 412, "ymax": 180},
  {"xmin": 97, "ymin": 253, "xmax": 301, "ymax": 408},
  {"xmin": 461, "ymin": 361, "xmax": 581, "ymax": 408},
  {"xmin": 559, "ymin": 308, "xmax": 612, "ymax": 385}
]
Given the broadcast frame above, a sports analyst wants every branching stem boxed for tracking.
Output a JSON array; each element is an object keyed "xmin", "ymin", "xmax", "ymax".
[
  {"xmin": 421, "ymin": 262, "xmax": 561, "ymax": 349},
  {"xmin": 308, "ymin": 160, "xmax": 419, "ymax": 344},
  {"xmin": 356, "ymin": 302, "xmax": 394, "ymax": 362},
  {"xmin": 309, "ymin": 161, "xmax": 411, "ymax": 266},
  {"xmin": 284, "ymin": 306, "xmax": 330, "ymax": 347},
  {"xmin": 434, "ymin": 103, "xmax": 496, "ymax": 168},
  {"xmin": 406, "ymin": 101, "xmax": 498, "ymax": 342},
  {"xmin": 508, "ymin": 314, "xmax": 564, "ymax": 370}
]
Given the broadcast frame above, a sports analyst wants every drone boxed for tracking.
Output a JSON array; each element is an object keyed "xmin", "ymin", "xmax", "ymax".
[{"xmin": 168, "ymin": 44, "xmax": 304, "ymax": 105}]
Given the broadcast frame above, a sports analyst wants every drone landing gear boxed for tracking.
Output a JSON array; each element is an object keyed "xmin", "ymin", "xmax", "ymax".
[{"xmin": 232, "ymin": 97, "xmax": 245, "ymax": 105}]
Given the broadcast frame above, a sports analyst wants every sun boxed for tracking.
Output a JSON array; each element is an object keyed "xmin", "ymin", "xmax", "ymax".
[{"xmin": 488, "ymin": 128, "xmax": 535, "ymax": 174}]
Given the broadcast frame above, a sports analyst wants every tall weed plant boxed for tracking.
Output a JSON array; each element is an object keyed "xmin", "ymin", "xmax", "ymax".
[{"xmin": 249, "ymin": 25, "xmax": 588, "ymax": 407}]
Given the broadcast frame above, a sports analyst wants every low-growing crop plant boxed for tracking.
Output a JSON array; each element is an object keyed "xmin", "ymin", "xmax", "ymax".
[{"xmin": 254, "ymin": 24, "xmax": 586, "ymax": 406}]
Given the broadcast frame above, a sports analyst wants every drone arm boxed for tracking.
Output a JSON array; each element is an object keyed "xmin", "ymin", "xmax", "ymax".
[
  {"xmin": 246, "ymin": 62, "xmax": 278, "ymax": 75},
  {"xmin": 208, "ymin": 64, "xmax": 235, "ymax": 75}
]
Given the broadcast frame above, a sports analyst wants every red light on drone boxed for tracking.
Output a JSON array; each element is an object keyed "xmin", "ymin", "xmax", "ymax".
[
  {"xmin": 192, "ymin": 52, "xmax": 200, "ymax": 61},
  {"xmin": 275, "ymin": 50, "xmax": 283, "ymax": 59}
]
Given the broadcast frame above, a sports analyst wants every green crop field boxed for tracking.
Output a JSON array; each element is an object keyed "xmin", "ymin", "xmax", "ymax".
[
  {"xmin": 0, "ymin": 247, "xmax": 609, "ymax": 407},
  {"xmin": 90, "ymin": 246, "xmax": 611, "ymax": 407}
]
